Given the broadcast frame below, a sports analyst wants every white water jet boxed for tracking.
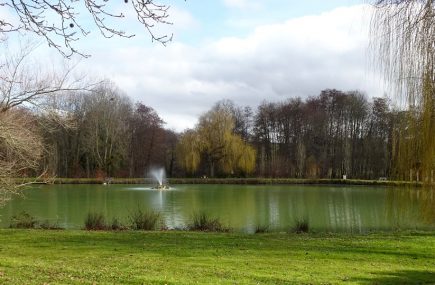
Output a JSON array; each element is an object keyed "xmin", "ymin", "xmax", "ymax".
[
  {"xmin": 150, "ymin": 168, "xmax": 169, "ymax": 190},
  {"xmin": 151, "ymin": 168, "xmax": 164, "ymax": 186}
]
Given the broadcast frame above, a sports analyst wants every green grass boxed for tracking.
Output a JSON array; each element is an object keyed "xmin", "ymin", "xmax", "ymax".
[{"xmin": 0, "ymin": 230, "xmax": 434, "ymax": 284}]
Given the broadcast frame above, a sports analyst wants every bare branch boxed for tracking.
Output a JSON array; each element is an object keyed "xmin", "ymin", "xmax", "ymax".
[
  {"xmin": 0, "ymin": 109, "xmax": 43, "ymax": 206},
  {"xmin": 0, "ymin": 0, "xmax": 174, "ymax": 57},
  {"xmin": 0, "ymin": 41, "xmax": 96, "ymax": 112}
]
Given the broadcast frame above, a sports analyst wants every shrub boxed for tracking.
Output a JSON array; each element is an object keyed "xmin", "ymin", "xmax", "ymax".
[
  {"xmin": 188, "ymin": 212, "xmax": 230, "ymax": 232},
  {"xmin": 254, "ymin": 224, "xmax": 269, "ymax": 234},
  {"xmin": 110, "ymin": 217, "xmax": 128, "ymax": 231},
  {"xmin": 129, "ymin": 209, "xmax": 161, "ymax": 230},
  {"xmin": 292, "ymin": 219, "xmax": 309, "ymax": 234},
  {"xmin": 39, "ymin": 220, "xmax": 64, "ymax": 230},
  {"xmin": 10, "ymin": 211, "xmax": 38, "ymax": 228},
  {"xmin": 84, "ymin": 212, "xmax": 107, "ymax": 230}
]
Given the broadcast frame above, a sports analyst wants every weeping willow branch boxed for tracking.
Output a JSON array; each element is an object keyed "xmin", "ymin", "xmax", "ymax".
[
  {"xmin": 370, "ymin": 0, "xmax": 435, "ymax": 182},
  {"xmin": 371, "ymin": 1, "xmax": 434, "ymax": 103}
]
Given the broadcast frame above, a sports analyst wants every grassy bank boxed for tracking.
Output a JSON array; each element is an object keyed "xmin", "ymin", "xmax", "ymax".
[
  {"xmin": 20, "ymin": 177, "xmax": 425, "ymax": 187},
  {"xmin": 0, "ymin": 230, "xmax": 434, "ymax": 284}
]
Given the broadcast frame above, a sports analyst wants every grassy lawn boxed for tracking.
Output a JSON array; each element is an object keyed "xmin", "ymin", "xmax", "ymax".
[{"xmin": 0, "ymin": 230, "xmax": 434, "ymax": 284}]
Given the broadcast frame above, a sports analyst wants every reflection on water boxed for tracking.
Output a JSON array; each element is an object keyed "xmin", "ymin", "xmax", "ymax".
[
  {"xmin": 385, "ymin": 186, "xmax": 435, "ymax": 228},
  {"xmin": 0, "ymin": 184, "xmax": 433, "ymax": 233}
]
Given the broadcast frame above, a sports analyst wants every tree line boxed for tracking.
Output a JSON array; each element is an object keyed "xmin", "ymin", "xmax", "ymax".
[
  {"xmin": 2, "ymin": 0, "xmax": 433, "ymax": 209},
  {"xmin": 38, "ymin": 82, "xmax": 177, "ymax": 179},
  {"xmin": 21, "ymin": 84, "xmax": 424, "ymax": 181}
]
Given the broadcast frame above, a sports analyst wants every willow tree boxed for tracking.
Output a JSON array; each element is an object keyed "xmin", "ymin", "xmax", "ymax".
[
  {"xmin": 371, "ymin": 0, "xmax": 435, "ymax": 182},
  {"xmin": 176, "ymin": 130, "xmax": 202, "ymax": 175},
  {"xmin": 176, "ymin": 103, "xmax": 256, "ymax": 177}
]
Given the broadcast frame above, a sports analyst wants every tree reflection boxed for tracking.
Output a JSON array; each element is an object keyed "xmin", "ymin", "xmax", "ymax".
[{"xmin": 385, "ymin": 187, "xmax": 435, "ymax": 229}]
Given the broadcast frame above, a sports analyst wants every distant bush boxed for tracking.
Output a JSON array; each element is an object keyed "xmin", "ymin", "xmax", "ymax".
[
  {"xmin": 188, "ymin": 212, "xmax": 230, "ymax": 232},
  {"xmin": 292, "ymin": 219, "xmax": 309, "ymax": 234},
  {"xmin": 129, "ymin": 209, "xmax": 162, "ymax": 231},
  {"xmin": 110, "ymin": 217, "xmax": 128, "ymax": 231},
  {"xmin": 84, "ymin": 212, "xmax": 107, "ymax": 230},
  {"xmin": 39, "ymin": 220, "xmax": 64, "ymax": 230},
  {"xmin": 9, "ymin": 212, "xmax": 64, "ymax": 229},
  {"xmin": 9, "ymin": 211, "xmax": 38, "ymax": 229},
  {"xmin": 82, "ymin": 211, "xmax": 161, "ymax": 231},
  {"xmin": 254, "ymin": 224, "xmax": 269, "ymax": 234}
]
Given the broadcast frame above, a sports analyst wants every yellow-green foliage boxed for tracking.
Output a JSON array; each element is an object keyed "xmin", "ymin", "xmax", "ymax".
[
  {"xmin": 177, "ymin": 105, "xmax": 256, "ymax": 176},
  {"xmin": 420, "ymin": 73, "xmax": 434, "ymax": 182},
  {"xmin": 392, "ymin": 74, "xmax": 434, "ymax": 183},
  {"xmin": 220, "ymin": 135, "xmax": 256, "ymax": 175},
  {"xmin": 371, "ymin": 3, "xmax": 435, "ymax": 184},
  {"xmin": 238, "ymin": 143, "xmax": 256, "ymax": 174},
  {"xmin": 176, "ymin": 130, "xmax": 202, "ymax": 174},
  {"xmin": 197, "ymin": 106, "xmax": 234, "ymax": 159}
]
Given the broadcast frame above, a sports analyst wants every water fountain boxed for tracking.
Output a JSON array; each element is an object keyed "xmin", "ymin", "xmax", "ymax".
[{"xmin": 150, "ymin": 168, "xmax": 170, "ymax": 190}]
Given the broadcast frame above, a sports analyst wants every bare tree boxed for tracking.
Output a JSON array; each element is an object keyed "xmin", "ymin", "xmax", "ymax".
[
  {"xmin": 128, "ymin": 103, "xmax": 166, "ymax": 177},
  {"xmin": 0, "ymin": 109, "xmax": 43, "ymax": 206},
  {"xmin": 76, "ymin": 82, "xmax": 132, "ymax": 177},
  {"xmin": 0, "ymin": 41, "xmax": 89, "ymax": 112},
  {"xmin": 0, "ymin": 41, "xmax": 89, "ymax": 206},
  {"xmin": 0, "ymin": 0, "xmax": 174, "ymax": 57}
]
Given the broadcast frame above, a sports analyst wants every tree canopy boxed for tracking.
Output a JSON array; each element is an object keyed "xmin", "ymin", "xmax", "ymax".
[{"xmin": 177, "ymin": 102, "xmax": 257, "ymax": 177}]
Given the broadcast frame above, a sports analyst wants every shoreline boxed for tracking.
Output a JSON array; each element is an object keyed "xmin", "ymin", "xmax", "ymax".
[{"xmin": 20, "ymin": 177, "xmax": 426, "ymax": 187}]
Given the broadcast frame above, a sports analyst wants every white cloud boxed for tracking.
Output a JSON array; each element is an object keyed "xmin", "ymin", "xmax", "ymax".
[
  {"xmin": 76, "ymin": 4, "xmax": 384, "ymax": 132},
  {"xmin": 161, "ymin": 6, "xmax": 200, "ymax": 35}
]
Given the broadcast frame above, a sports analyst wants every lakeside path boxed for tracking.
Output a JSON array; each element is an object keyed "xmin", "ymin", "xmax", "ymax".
[{"xmin": 0, "ymin": 230, "xmax": 434, "ymax": 284}]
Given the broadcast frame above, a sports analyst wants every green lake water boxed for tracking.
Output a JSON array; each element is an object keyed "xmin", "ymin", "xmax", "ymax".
[{"xmin": 0, "ymin": 184, "xmax": 434, "ymax": 232}]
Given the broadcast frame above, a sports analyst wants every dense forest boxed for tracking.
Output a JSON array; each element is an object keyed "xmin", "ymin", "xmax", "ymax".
[{"xmin": 15, "ymin": 81, "xmax": 418, "ymax": 181}]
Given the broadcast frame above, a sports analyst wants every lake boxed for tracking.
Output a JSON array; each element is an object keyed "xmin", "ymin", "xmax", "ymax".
[{"xmin": 0, "ymin": 184, "xmax": 434, "ymax": 233}]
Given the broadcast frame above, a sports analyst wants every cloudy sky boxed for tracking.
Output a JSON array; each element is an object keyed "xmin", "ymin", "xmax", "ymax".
[{"xmin": 9, "ymin": 0, "xmax": 387, "ymax": 131}]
